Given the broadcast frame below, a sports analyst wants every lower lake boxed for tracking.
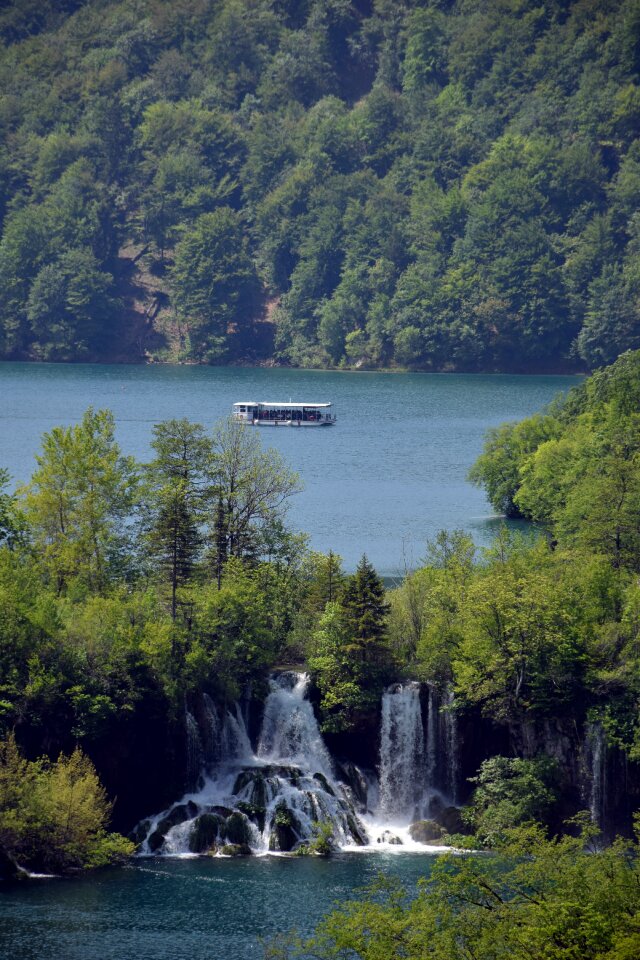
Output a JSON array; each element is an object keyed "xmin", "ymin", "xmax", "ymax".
[
  {"xmin": 1, "ymin": 852, "xmax": 433, "ymax": 960},
  {"xmin": 0, "ymin": 363, "xmax": 578, "ymax": 574}
]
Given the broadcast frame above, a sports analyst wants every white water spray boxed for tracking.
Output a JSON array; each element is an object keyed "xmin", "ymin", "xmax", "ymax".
[{"xmin": 378, "ymin": 682, "xmax": 427, "ymax": 823}]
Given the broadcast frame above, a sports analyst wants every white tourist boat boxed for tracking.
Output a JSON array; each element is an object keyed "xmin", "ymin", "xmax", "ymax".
[{"xmin": 232, "ymin": 401, "xmax": 336, "ymax": 426}]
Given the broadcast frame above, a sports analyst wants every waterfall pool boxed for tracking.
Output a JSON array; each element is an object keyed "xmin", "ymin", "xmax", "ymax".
[{"xmin": 0, "ymin": 852, "xmax": 437, "ymax": 960}]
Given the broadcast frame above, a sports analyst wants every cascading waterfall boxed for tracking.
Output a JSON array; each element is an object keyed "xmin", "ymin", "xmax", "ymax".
[
  {"xmin": 587, "ymin": 723, "xmax": 606, "ymax": 830},
  {"xmin": 426, "ymin": 686, "xmax": 437, "ymax": 794},
  {"xmin": 444, "ymin": 686, "xmax": 459, "ymax": 805},
  {"xmin": 138, "ymin": 672, "xmax": 367, "ymax": 856},
  {"xmin": 378, "ymin": 682, "xmax": 427, "ymax": 823},
  {"xmin": 202, "ymin": 693, "xmax": 254, "ymax": 768},
  {"xmin": 257, "ymin": 672, "xmax": 333, "ymax": 777},
  {"xmin": 185, "ymin": 710, "xmax": 204, "ymax": 787},
  {"xmin": 138, "ymin": 675, "xmax": 464, "ymax": 856}
]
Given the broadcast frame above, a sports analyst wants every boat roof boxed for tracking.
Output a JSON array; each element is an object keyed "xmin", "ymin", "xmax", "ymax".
[{"xmin": 233, "ymin": 401, "xmax": 332, "ymax": 408}]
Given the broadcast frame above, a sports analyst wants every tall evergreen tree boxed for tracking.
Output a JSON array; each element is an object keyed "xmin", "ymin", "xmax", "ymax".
[
  {"xmin": 144, "ymin": 418, "xmax": 212, "ymax": 618},
  {"xmin": 340, "ymin": 554, "xmax": 390, "ymax": 655}
]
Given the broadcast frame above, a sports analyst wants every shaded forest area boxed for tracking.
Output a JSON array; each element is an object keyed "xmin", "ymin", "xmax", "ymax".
[{"xmin": 1, "ymin": 0, "xmax": 640, "ymax": 370}]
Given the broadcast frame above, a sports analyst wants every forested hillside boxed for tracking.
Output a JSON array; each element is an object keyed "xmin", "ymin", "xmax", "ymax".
[{"xmin": 1, "ymin": 0, "xmax": 640, "ymax": 369}]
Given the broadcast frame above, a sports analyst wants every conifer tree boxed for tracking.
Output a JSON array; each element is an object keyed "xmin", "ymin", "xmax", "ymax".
[
  {"xmin": 339, "ymin": 554, "xmax": 391, "ymax": 663},
  {"xmin": 144, "ymin": 419, "xmax": 212, "ymax": 618}
]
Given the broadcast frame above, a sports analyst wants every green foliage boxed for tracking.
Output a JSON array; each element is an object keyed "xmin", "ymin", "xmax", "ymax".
[
  {"xmin": 0, "ymin": 733, "xmax": 134, "ymax": 873},
  {"xmin": 210, "ymin": 416, "xmax": 302, "ymax": 569},
  {"xmin": 143, "ymin": 418, "xmax": 212, "ymax": 618},
  {"xmin": 170, "ymin": 208, "xmax": 261, "ymax": 362},
  {"xmin": 1, "ymin": 0, "xmax": 639, "ymax": 369},
  {"xmin": 289, "ymin": 823, "xmax": 640, "ymax": 960},
  {"xmin": 467, "ymin": 755, "xmax": 560, "ymax": 844},
  {"xmin": 310, "ymin": 556, "xmax": 394, "ymax": 731},
  {"xmin": 468, "ymin": 415, "xmax": 561, "ymax": 518},
  {"xmin": 296, "ymin": 820, "xmax": 335, "ymax": 857},
  {"xmin": 472, "ymin": 351, "xmax": 640, "ymax": 569},
  {"xmin": 0, "ymin": 468, "xmax": 26, "ymax": 549},
  {"xmin": 23, "ymin": 408, "xmax": 139, "ymax": 594}
]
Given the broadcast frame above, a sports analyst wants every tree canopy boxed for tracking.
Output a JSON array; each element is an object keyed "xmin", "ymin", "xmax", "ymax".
[{"xmin": 1, "ymin": 0, "xmax": 640, "ymax": 370}]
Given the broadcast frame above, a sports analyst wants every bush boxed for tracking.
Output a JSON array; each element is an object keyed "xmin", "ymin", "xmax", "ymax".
[{"xmin": 0, "ymin": 734, "xmax": 134, "ymax": 873}]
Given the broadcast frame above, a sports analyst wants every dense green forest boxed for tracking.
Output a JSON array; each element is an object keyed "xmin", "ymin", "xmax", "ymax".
[{"xmin": 1, "ymin": 0, "xmax": 640, "ymax": 370}]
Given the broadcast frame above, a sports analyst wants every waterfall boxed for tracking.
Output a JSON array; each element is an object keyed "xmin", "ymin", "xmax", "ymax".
[
  {"xmin": 138, "ymin": 672, "xmax": 367, "ymax": 856},
  {"xmin": 378, "ymin": 682, "xmax": 427, "ymax": 823},
  {"xmin": 587, "ymin": 723, "xmax": 606, "ymax": 829},
  {"xmin": 185, "ymin": 710, "xmax": 203, "ymax": 786},
  {"xmin": 443, "ymin": 686, "xmax": 459, "ymax": 805},
  {"xmin": 425, "ymin": 686, "xmax": 437, "ymax": 798},
  {"xmin": 258, "ymin": 672, "xmax": 333, "ymax": 777}
]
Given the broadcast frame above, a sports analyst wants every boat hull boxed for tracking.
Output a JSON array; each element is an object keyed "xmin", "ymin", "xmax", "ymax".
[{"xmin": 252, "ymin": 419, "xmax": 334, "ymax": 427}]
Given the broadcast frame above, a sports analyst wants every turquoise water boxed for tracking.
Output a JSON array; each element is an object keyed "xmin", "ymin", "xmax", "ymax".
[
  {"xmin": 0, "ymin": 363, "xmax": 578, "ymax": 573},
  {"xmin": 0, "ymin": 853, "xmax": 433, "ymax": 959}
]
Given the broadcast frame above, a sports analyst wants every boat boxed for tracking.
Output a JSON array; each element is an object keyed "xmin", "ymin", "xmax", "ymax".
[{"xmin": 232, "ymin": 401, "xmax": 336, "ymax": 426}]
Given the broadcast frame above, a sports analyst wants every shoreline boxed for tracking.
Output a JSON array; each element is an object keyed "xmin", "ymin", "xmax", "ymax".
[{"xmin": 0, "ymin": 357, "xmax": 588, "ymax": 378}]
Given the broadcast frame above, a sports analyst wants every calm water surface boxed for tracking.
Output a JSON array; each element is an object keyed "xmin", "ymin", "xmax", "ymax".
[
  {"xmin": 0, "ymin": 853, "xmax": 433, "ymax": 960},
  {"xmin": 0, "ymin": 363, "xmax": 579, "ymax": 573}
]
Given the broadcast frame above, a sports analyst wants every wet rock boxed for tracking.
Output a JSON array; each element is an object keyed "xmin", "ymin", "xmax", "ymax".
[
  {"xmin": 156, "ymin": 801, "xmax": 198, "ymax": 836},
  {"xmin": 268, "ymin": 802, "xmax": 300, "ymax": 852},
  {"xmin": 312, "ymin": 772, "xmax": 335, "ymax": 796},
  {"xmin": 224, "ymin": 812, "xmax": 252, "ymax": 846},
  {"xmin": 428, "ymin": 798, "xmax": 468, "ymax": 835},
  {"xmin": 409, "ymin": 820, "xmax": 445, "ymax": 843},
  {"xmin": 189, "ymin": 814, "xmax": 224, "ymax": 854},
  {"xmin": 378, "ymin": 830, "xmax": 402, "ymax": 845},
  {"xmin": 346, "ymin": 814, "xmax": 368, "ymax": 845},
  {"xmin": 233, "ymin": 769, "xmax": 265, "ymax": 804},
  {"xmin": 335, "ymin": 761, "xmax": 369, "ymax": 810},
  {"xmin": 220, "ymin": 843, "xmax": 252, "ymax": 857},
  {"xmin": 129, "ymin": 819, "xmax": 151, "ymax": 846},
  {"xmin": 439, "ymin": 806, "xmax": 466, "ymax": 835},
  {"xmin": 0, "ymin": 846, "xmax": 28, "ymax": 881},
  {"xmin": 147, "ymin": 830, "xmax": 165, "ymax": 853},
  {"xmin": 236, "ymin": 801, "xmax": 266, "ymax": 832}
]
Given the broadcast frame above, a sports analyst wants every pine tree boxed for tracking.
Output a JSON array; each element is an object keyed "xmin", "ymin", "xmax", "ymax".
[
  {"xmin": 144, "ymin": 419, "xmax": 212, "ymax": 618},
  {"xmin": 340, "ymin": 554, "xmax": 390, "ymax": 650}
]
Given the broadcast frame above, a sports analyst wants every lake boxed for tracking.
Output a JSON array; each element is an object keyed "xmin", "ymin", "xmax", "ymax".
[
  {"xmin": 0, "ymin": 362, "xmax": 579, "ymax": 574},
  {"xmin": 0, "ymin": 852, "xmax": 433, "ymax": 960}
]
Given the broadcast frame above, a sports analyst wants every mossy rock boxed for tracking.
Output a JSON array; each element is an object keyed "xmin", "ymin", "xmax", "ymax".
[
  {"xmin": 269, "ymin": 803, "xmax": 300, "ymax": 852},
  {"xmin": 220, "ymin": 843, "xmax": 252, "ymax": 857},
  {"xmin": 189, "ymin": 814, "xmax": 223, "ymax": 854},
  {"xmin": 236, "ymin": 801, "xmax": 266, "ymax": 832},
  {"xmin": 409, "ymin": 820, "xmax": 445, "ymax": 844},
  {"xmin": 274, "ymin": 803, "xmax": 295, "ymax": 828},
  {"xmin": 224, "ymin": 812, "xmax": 251, "ymax": 846}
]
